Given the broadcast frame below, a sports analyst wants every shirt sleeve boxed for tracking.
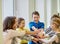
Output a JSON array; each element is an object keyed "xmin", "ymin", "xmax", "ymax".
[
  {"xmin": 40, "ymin": 35, "xmax": 58, "ymax": 44},
  {"xmin": 45, "ymin": 27, "xmax": 52, "ymax": 34},
  {"xmin": 29, "ymin": 22, "xmax": 34, "ymax": 31},
  {"xmin": 40, "ymin": 23, "xmax": 44, "ymax": 29},
  {"xmin": 20, "ymin": 35, "xmax": 34, "ymax": 41},
  {"xmin": 25, "ymin": 28, "xmax": 30, "ymax": 32},
  {"xmin": 6, "ymin": 30, "xmax": 26, "ymax": 39}
]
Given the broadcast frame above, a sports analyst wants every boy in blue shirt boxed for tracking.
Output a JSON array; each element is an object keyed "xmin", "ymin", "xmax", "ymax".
[{"xmin": 29, "ymin": 11, "xmax": 44, "ymax": 44}]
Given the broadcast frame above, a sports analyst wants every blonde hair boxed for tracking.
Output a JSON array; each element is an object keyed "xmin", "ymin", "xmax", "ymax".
[
  {"xmin": 51, "ymin": 18, "xmax": 60, "ymax": 29},
  {"xmin": 51, "ymin": 14, "xmax": 60, "ymax": 19}
]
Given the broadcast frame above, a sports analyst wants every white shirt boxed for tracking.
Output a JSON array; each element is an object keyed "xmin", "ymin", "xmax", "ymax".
[
  {"xmin": 3, "ymin": 29, "xmax": 25, "ymax": 44},
  {"xmin": 40, "ymin": 33, "xmax": 59, "ymax": 44}
]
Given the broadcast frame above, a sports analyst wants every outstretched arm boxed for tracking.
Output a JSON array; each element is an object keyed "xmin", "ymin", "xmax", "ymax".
[{"xmin": 39, "ymin": 35, "xmax": 58, "ymax": 44}]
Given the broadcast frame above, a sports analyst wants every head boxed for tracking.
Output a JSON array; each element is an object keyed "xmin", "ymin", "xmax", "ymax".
[
  {"xmin": 32, "ymin": 11, "xmax": 40, "ymax": 23},
  {"xmin": 18, "ymin": 18, "xmax": 25, "ymax": 28},
  {"xmin": 3, "ymin": 16, "xmax": 17, "ymax": 32},
  {"xmin": 51, "ymin": 14, "xmax": 60, "ymax": 19},
  {"xmin": 50, "ymin": 18, "xmax": 60, "ymax": 31}
]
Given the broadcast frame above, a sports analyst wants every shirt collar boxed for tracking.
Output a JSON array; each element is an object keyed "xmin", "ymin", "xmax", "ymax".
[{"xmin": 33, "ymin": 21, "xmax": 40, "ymax": 24}]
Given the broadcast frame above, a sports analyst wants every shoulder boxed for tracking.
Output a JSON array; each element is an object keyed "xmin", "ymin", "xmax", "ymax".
[
  {"xmin": 24, "ymin": 27, "xmax": 29, "ymax": 31},
  {"xmin": 3, "ymin": 32, "xmax": 7, "ymax": 37},
  {"xmin": 16, "ymin": 28, "xmax": 20, "ymax": 31},
  {"xmin": 7, "ymin": 30, "xmax": 15, "ymax": 33},
  {"xmin": 39, "ymin": 22, "xmax": 44, "ymax": 24},
  {"xmin": 3, "ymin": 30, "xmax": 16, "ymax": 37},
  {"xmin": 16, "ymin": 28, "xmax": 23, "ymax": 33},
  {"xmin": 39, "ymin": 22, "xmax": 44, "ymax": 25},
  {"xmin": 29, "ymin": 21, "xmax": 34, "ymax": 24},
  {"xmin": 6, "ymin": 29, "xmax": 18, "ymax": 34}
]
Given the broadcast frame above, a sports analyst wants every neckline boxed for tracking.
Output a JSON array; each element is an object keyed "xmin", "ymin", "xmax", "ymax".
[{"xmin": 33, "ymin": 21, "xmax": 40, "ymax": 24}]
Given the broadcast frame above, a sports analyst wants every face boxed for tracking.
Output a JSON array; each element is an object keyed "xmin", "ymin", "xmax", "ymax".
[
  {"xmin": 32, "ymin": 14, "xmax": 40, "ymax": 22},
  {"xmin": 50, "ymin": 21, "xmax": 57, "ymax": 30},
  {"xmin": 19, "ymin": 20, "xmax": 25, "ymax": 28},
  {"xmin": 13, "ymin": 18, "xmax": 18, "ymax": 29}
]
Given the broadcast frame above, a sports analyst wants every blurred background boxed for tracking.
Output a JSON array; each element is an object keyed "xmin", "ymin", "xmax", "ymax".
[
  {"xmin": 0, "ymin": 0, "xmax": 60, "ymax": 43},
  {"xmin": 2, "ymin": 0, "xmax": 60, "ymax": 28}
]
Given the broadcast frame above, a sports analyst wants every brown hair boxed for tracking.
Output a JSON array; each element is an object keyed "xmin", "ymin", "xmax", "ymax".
[
  {"xmin": 18, "ymin": 18, "xmax": 24, "ymax": 27},
  {"xmin": 32, "ymin": 11, "xmax": 40, "ymax": 17},
  {"xmin": 3, "ymin": 16, "xmax": 16, "ymax": 32}
]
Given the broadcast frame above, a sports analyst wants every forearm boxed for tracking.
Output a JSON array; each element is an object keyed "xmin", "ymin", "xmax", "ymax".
[
  {"xmin": 39, "ymin": 35, "xmax": 57, "ymax": 44},
  {"xmin": 7, "ymin": 30, "xmax": 26, "ymax": 39},
  {"xmin": 26, "ymin": 31, "xmax": 35, "ymax": 36},
  {"xmin": 20, "ymin": 35, "xmax": 34, "ymax": 41}
]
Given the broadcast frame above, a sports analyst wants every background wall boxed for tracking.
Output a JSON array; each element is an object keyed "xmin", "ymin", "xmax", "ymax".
[
  {"xmin": 2, "ymin": 0, "xmax": 14, "ymax": 20},
  {"xmin": 2, "ymin": 0, "xmax": 60, "ymax": 29}
]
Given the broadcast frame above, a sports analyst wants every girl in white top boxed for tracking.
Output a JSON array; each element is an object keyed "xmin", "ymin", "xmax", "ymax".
[
  {"xmin": 39, "ymin": 17, "xmax": 60, "ymax": 44},
  {"xmin": 3, "ymin": 16, "xmax": 26, "ymax": 44}
]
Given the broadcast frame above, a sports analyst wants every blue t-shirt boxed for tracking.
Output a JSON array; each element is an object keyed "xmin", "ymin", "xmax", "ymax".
[
  {"xmin": 29, "ymin": 21, "xmax": 44, "ymax": 31},
  {"xmin": 29, "ymin": 21, "xmax": 44, "ymax": 44}
]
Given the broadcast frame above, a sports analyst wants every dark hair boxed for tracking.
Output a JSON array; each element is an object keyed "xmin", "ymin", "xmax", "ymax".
[
  {"xmin": 32, "ymin": 11, "xmax": 40, "ymax": 17},
  {"xmin": 3, "ymin": 16, "xmax": 16, "ymax": 32},
  {"xmin": 51, "ymin": 14, "xmax": 60, "ymax": 19},
  {"xmin": 18, "ymin": 18, "xmax": 24, "ymax": 27}
]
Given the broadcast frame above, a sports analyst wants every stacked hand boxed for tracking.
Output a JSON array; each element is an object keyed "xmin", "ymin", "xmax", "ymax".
[
  {"xmin": 37, "ymin": 29, "xmax": 45, "ymax": 39},
  {"xmin": 32, "ymin": 38, "xmax": 39, "ymax": 44},
  {"xmin": 34, "ymin": 29, "xmax": 41, "ymax": 34},
  {"xmin": 32, "ymin": 26, "xmax": 46, "ymax": 43}
]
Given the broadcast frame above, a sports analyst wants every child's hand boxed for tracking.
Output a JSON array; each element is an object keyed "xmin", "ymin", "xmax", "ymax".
[
  {"xmin": 34, "ymin": 30, "xmax": 40, "ymax": 34},
  {"xmin": 32, "ymin": 38, "xmax": 39, "ymax": 44},
  {"xmin": 39, "ymin": 29, "xmax": 44, "ymax": 32},
  {"xmin": 32, "ymin": 26, "xmax": 37, "ymax": 31},
  {"xmin": 37, "ymin": 31, "xmax": 45, "ymax": 39}
]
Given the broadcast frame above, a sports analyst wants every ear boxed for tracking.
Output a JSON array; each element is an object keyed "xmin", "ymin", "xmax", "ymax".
[{"xmin": 39, "ymin": 16, "xmax": 40, "ymax": 18}]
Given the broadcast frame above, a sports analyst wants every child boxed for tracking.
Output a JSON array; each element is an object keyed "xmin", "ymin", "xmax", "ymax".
[
  {"xmin": 29, "ymin": 11, "xmax": 44, "ymax": 44},
  {"xmin": 16, "ymin": 18, "xmax": 40, "ymax": 44},
  {"xmin": 3, "ymin": 16, "xmax": 26, "ymax": 44},
  {"xmin": 45, "ymin": 14, "xmax": 60, "ymax": 37},
  {"xmin": 39, "ymin": 17, "xmax": 60, "ymax": 44}
]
